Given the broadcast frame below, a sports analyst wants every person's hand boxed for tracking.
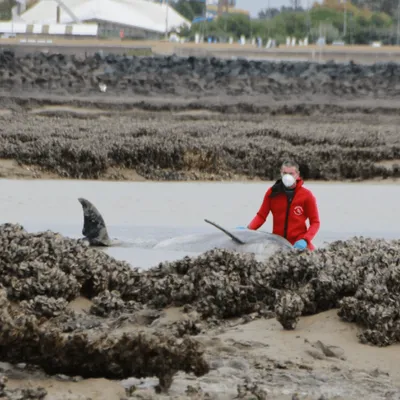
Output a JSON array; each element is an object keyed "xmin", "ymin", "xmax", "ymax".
[
  {"xmin": 293, "ymin": 239, "xmax": 307, "ymax": 249},
  {"xmin": 235, "ymin": 226, "xmax": 247, "ymax": 230}
]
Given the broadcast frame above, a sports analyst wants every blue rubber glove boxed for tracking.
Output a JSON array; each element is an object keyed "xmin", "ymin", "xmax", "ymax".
[
  {"xmin": 293, "ymin": 239, "xmax": 307, "ymax": 250},
  {"xmin": 235, "ymin": 226, "xmax": 247, "ymax": 230}
]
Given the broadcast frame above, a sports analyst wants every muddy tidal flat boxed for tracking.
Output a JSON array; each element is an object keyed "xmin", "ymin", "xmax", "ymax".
[{"xmin": 1, "ymin": 49, "xmax": 400, "ymax": 400}]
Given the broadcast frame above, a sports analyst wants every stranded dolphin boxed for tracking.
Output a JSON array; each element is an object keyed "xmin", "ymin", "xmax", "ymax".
[{"xmin": 77, "ymin": 197, "xmax": 293, "ymax": 256}]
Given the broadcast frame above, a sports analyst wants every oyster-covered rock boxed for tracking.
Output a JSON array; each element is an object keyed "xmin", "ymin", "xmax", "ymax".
[{"xmin": 2, "ymin": 219, "xmax": 400, "ymax": 397}]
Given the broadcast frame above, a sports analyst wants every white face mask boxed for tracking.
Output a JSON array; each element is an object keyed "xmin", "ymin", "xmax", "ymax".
[{"xmin": 282, "ymin": 173, "xmax": 296, "ymax": 188}]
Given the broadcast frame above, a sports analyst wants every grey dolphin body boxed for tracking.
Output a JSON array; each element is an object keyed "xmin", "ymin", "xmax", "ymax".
[
  {"xmin": 153, "ymin": 226, "xmax": 293, "ymax": 257},
  {"xmin": 77, "ymin": 197, "xmax": 293, "ymax": 256}
]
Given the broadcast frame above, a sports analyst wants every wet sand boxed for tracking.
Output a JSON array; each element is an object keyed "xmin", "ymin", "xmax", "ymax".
[
  {"xmin": 0, "ymin": 158, "xmax": 147, "ymax": 181},
  {"xmin": 3, "ymin": 305, "xmax": 400, "ymax": 400},
  {"xmin": 1, "ymin": 157, "xmax": 399, "ymax": 184}
]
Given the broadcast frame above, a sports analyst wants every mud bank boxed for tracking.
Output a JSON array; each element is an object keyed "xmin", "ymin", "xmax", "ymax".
[
  {"xmin": 0, "ymin": 111, "xmax": 399, "ymax": 181},
  {"xmin": 0, "ymin": 49, "xmax": 400, "ymax": 99},
  {"xmin": 1, "ymin": 223, "xmax": 400, "ymax": 399}
]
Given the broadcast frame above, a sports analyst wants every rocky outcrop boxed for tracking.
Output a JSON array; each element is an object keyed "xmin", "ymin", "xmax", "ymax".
[
  {"xmin": 0, "ymin": 49, "xmax": 399, "ymax": 98},
  {"xmin": 0, "ymin": 113, "xmax": 399, "ymax": 181}
]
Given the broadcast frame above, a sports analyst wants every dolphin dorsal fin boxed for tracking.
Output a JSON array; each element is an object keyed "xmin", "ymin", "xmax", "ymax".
[
  {"xmin": 78, "ymin": 198, "xmax": 111, "ymax": 246},
  {"xmin": 204, "ymin": 219, "xmax": 245, "ymax": 245}
]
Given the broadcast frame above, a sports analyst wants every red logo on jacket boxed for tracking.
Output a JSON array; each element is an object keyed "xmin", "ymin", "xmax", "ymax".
[{"xmin": 294, "ymin": 206, "xmax": 303, "ymax": 216}]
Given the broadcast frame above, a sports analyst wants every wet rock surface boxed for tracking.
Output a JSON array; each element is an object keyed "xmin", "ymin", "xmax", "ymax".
[
  {"xmin": 89, "ymin": 290, "xmax": 141, "ymax": 318},
  {"xmin": 132, "ymin": 236, "xmax": 400, "ymax": 348},
  {"xmin": 0, "ymin": 224, "xmax": 209, "ymax": 391},
  {"xmin": 0, "ymin": 50, "xmax": 399, "ymax": 99},
  {"xmin": 2, "ymin": 223, "xmax": 400, "ymax": 347},
  {"xmin": 0, "ymin": 374, "xmax": 47, "ymax": 400},
  {"xmin": 1, "ymin": 223, "xmax": 400, "ymax": 398},
  {"xmin": 0, "ymin": 111, "xmax": 399, "ymax": 182},
  {"xmin": 120, "ymin": 346, "xmax": 398, "ymax": 400}
]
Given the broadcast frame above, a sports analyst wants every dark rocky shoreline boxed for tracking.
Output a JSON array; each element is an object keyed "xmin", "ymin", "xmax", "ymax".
[{"xmin": 0, "ymin": 49, "xmax": 400, "ymax": 99}]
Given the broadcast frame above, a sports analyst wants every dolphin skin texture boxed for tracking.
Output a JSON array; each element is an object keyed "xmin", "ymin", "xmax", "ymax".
[{"xmin": 77, "ymin": 198, "xmax": 293, "ymax": 256}]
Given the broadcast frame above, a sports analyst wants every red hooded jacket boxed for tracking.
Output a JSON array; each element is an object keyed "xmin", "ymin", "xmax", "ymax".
[{"xmin": 248, "ymin": 178, "xmax": 320, "ymax": 250}]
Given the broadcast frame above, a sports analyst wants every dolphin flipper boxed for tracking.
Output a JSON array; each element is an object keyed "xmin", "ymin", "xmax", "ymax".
[
  {"xmin": 77, "ymin": 198, "xmax": 111, "ymax": 246},
  {"xmin": 204, "ymin": 219, "xmax": 245, "ymax": 245},
  {"xmin": 204, "ymin": 219, "xmax": 293, "ymax": 250}
]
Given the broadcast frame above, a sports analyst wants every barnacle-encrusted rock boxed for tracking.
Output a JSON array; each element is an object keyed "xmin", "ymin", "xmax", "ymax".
[
  {"xmin": 90, "ymin": 290, "xmax": 141, "ymax": 318},
  {"xmin": 0, "ymin": 223, "xmax": 138, "ymax": 301},
  {"xmin": 133, "ymin": 236, "xmax": 400, "ymax": 347},
  {"xmin": 168, "ymin": 311, "xmax": 204, "ymax": 338},
  {"xmin": 51, "ymin": 309, "xmax": 105, "ymax": 333},
  {"xmin": 20, "ymin": 295, "xmax": 69, "ymax": 318},
  {"xmin": 0, "ymin": 110, "xmax": 399, "ymax": 182},
  {"xmin": 236, "ymin": 380, "xmax": 268, "ymax": 399},
  {"xmin": 0, "ymin": 221, "xmax": 211, "ymax": 389},
  {"xmin": 3, "ymin": 217, "xmax": 400, "ymax": 395},
  {"xmin": 1, "ymin": 51, "xmax": 400, "ymax": 101},
  {"xmin": 274, "ymin": 290, "xmax": 304, "ymax": 330},
  {"xmin": 267, "ymin": 237, "xmax": 400, "ymax": 345},
  {"xmin": 138, "ymin": 250, "xmax": 276, "ymax": 319},
  {"xmin": 0, "ymin": 285, "xmax": 209, "ymax": 391}
]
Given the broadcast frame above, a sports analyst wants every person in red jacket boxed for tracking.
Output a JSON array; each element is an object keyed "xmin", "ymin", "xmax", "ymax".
[{"xmin": 246, "ymin": 160, "xmax": 320, "ymax": 250}]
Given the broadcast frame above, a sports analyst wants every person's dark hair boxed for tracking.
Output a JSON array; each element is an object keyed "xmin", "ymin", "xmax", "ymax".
[{"xmin": 280, "ymin": 160, "xmax": 300, "ymax": 173}]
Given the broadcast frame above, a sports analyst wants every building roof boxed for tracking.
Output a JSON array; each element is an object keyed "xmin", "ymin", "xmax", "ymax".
[{"xmin": 20, "ymin": 0, "xmax": 191, "ymax": 33}]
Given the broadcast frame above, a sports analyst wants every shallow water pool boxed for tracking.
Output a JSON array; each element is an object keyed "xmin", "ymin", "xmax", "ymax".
[{"xmin": 0, "ymin": 179, "xmax": 398, "ymax": 269}]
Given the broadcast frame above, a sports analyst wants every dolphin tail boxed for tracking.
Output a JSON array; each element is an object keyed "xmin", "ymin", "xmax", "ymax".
[
  {"xmin": 204, "ymin": 219, "xmax": 245, "ymax": 245},
  {"xmin": 77, "ymin": 198, "xmax": 111, "ymax": 246}
]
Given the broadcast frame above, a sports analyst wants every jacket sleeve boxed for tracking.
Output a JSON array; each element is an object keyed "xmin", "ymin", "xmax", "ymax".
[
  {"xmin": 247, "ymin": 189, "xmax": 271, "ymax": 230},
  {"xmin": 302, "ymin": 192, "xmax": 320, "ymax": 243}
]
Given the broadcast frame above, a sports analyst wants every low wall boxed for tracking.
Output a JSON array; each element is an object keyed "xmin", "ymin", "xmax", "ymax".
[
  {"xmin": 0, "ymin": 42, "xmax": 152, "ymax": 57},
  {"xmin": 172, "ymin": 46, "xmax": 400, "ymax": 64}
]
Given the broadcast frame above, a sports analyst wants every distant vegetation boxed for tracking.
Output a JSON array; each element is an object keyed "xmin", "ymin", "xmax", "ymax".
[
  {"xmin": 0, "ymin": 0, "xmax": 16, "ymax": 20},
  {"xmin": 0, "ymin": 0, "xmax": 398, "ymax": 45},
  {"xmin": 172, "ymin": 0, "xmax": 400, "ymax": 45}
]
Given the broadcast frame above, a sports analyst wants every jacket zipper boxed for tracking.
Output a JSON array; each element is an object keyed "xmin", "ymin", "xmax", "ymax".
[{"xmin": 283, "ymin": 194, "xmax": 294, "ymax": 239}]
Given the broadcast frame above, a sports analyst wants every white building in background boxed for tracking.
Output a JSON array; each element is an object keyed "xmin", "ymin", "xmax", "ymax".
[{"xmin": 15, "ymin": 0, "xmax": 191, "ymax": 39}]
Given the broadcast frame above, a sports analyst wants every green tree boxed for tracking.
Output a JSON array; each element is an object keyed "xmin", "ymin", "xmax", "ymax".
[
  {"xmin": 171, "ymin": 0, "xmax": 205, "ymax": 22},
  {"xmin": 180, "ymin": 0, "xmax": 396, "ymax": 45},
  {"xmin": 217, "ymin": 14, "xmax": 251, "ymax": 38},
  {"xmin": 0, "ymin": 0, "xmax": 16, "ymax": 20},
  {"xmin": 346, "ymin": 0, "xmax": 398, "ymax": 15},
  {"xmin": 258, "ymin": 8, "xmax": 280, "ymax": 19}
]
